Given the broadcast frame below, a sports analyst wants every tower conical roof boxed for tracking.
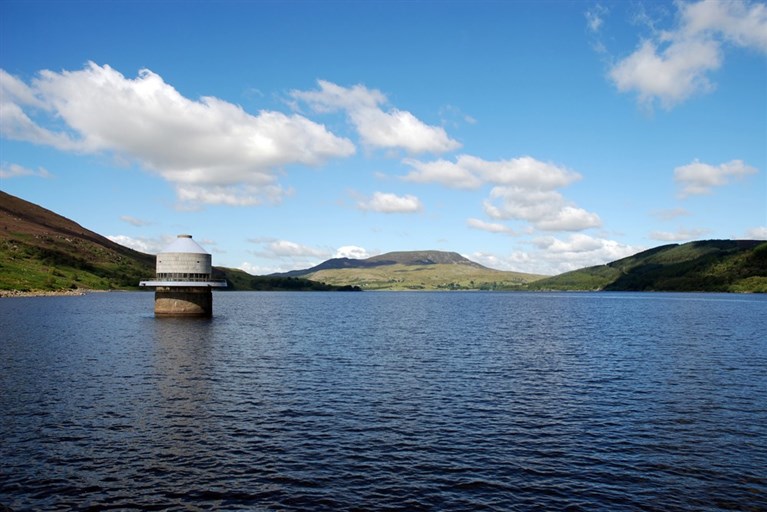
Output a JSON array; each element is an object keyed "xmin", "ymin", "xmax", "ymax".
[{"xmin": 160, "ymin": 234, "xmax": 209, "ymax": 255}]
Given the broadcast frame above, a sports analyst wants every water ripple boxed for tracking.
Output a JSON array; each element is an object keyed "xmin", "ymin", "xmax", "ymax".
[{"xmin": 1, "ymin": 292, "xmax": 766, "ymax": 510}]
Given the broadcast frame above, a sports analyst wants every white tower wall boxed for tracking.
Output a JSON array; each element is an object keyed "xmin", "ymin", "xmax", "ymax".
[{"xmin": 157, "ymin": 253, "xmax": 211, "ymax": 276}]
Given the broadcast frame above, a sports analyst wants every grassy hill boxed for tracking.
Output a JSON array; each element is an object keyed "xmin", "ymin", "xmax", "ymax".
[
  {"xmin": 275, "ymin": 250, "xmax": 546, "ymax": 290},
  {"xmin": 0, "ymin": 191, "xmax": 156, "ymax": 292},
  {"xmin": 527, "ymin": 240, "xmax": 767, "ymax": 293},
  {"xmin": 0, "ymin": 191, "xmax": 358, "ymax": 293}
]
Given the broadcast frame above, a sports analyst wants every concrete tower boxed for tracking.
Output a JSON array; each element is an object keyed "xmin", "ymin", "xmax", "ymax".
[{"xmin": 140, "ymin": 235, "xmax": 227, "ymax": 317}]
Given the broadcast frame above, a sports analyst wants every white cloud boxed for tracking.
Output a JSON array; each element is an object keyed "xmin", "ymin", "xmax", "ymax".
[
  {"xmin": 483, "ymin": 186, "xmax": 601, "ymax": 231},
  {"xmin": 466, "ymin": 218, "xmax": 516, "ymax": 235},
  {"xmin": 1, "ymin": 63, "xmax": 355, "ymax": 206},
  {"xmin": 610, "ymin": 38, "xmax": 721, "ymax": 108},
  {"xmin": 534, "ymin": 206, "xmax": 603, "ymax": 231},
  {"xmin": 0, "ymin": 69, "xmax": 46, "ymax": 108},
  {"xmin": 745, "ymin": 226, "xmax": 767, "ymax": 239},
  {"xmin": 609, "ymin": 0, "xmax": 767, "ymax": 108},
  {"xmin": 107, "ymin": 234, "xmax": 169, "ymax": 254},
  {"xmin": 404, "ymin": 154, "xmax": 598, "ymax": 232},
  {"xmin": 238, "ymin": 262, "xmax": 270, "ymax": 276},
  {"xmin": 520, "ymin": 234, "xmax": 643, "ymax": 274},
  {"xmin": 586, "ymin": 3, "xmax": 608, "ymax": 33},
  {"xmin": 466, "ymin": 251, "xmax": 509, "ymax": 270},
  {"xmin": 649, "ymin": 228, "xmax": 710, "ymax": 241},
  {"xmin": 674, "ymin": 159, "xmax": 758, "ymax": 197},
  {"xmin": 0, "ymin": 162, "xmax": 51, "ymax": 179},
  {"xmin": 357, "ymin": 191, "xmax": 424, "ymax": 213},
  {"xmin": 468, "ymin": 235, "xmax": 642, "ymax": 275},
  {"xmin": 246, "ymin": 238, "xmax": 334, "ymax": 273},
  {"xmin": 291, "ymin": 80, "xmax": 461, "ymax": 154},
  {"xmin": 334, "ymin": 245, "xmax": 371, "ymax": 259},
  {"xmin": 264, "ymin": 240, "xmax": 329, "ymax": 259},
  {"xmin": 119, "ymin": 215, "xmax": 151, "ymax": 227},
  {"xmin": 403, "ymin": 154, "xmax": 580, "ymax": 190},
  {"xmin": 402, "ymin": 157, "xmax": 484, "ymax": 189},
  {"xmin": 175, "ymin": 184, "xmax": 291, "ymax": 207},
  {"xmin": 682, "ymin": 0, "xmax": 767, "ymax": 50}
]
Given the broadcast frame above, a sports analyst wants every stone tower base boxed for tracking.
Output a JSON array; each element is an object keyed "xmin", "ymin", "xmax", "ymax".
[{"xmin": 154, "ymin": 286, "xmax": 213, "ymax": 317}]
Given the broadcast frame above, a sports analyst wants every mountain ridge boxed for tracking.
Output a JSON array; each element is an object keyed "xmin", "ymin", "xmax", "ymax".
[{"xmin": 271, "ymin": 250, "xmax": 489, "ymax": 278}]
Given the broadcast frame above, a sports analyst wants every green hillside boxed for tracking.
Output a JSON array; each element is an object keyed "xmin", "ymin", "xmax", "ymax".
[
  {"xmin": 527, "ymin": 240, "xmax": 767, "ymax": 292},
  {"xmin": 0, "ymin": 191, "xmax": 357, "ymax": 293},
  {"xmin": 291, "ymin": 252, "xmax": 545, "ymax": 290}
]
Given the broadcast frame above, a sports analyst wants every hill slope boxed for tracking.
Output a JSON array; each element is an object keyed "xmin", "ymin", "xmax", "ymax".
[
  {"xmin": 0, "ymin": 191, "xmax": 156, "ymax": 291},
  {"xmin": 0, "ymin": 191, "xmax": 358, "ymax": 293},
  {"xmin": 274, "ymin": 250, "xmax": 546, "ymax": 290},
  {"xmin": 527, "ymin": 240, "xmax": 767, "ymax": 292}
]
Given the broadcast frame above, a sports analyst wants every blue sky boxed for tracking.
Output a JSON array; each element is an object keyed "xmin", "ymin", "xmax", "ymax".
[{"xmin": 1, "ymin": 0, "xmax": 765, "ymax": 275}]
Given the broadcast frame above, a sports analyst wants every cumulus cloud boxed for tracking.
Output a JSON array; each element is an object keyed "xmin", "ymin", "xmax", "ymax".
[
  {"xmin": 246, "ymin": 238, "xmax": 335, "ymax": 273},
  {"xmin": 610, "ymin": 38, "xmax": 722, "ymax": 108},
  {"xmin": 0, "ymin": 162, "xmax": 52, "ymax": 179},
  {"xmin": 107, "ymin": 234, "xmax": 170, "ymax": 254},
  {"xmin": 466, "ymin": 252, "xmax": 511, "ymax": 271},
  {"xmin": 1, "ymin": 63, "xmax": 355, "ymax": 206},
  {"xmin": 609, "ymin": 0, "xmax": 767, "ymax": 108},
  {"xmin": 357, "ymin": 192, "xmax": 424, "ymax": 213},
  {"xmin": 262, "ymin": 239, "xmax": 330, "ymax": 259},
  {"xmin": 483, "ymin": 186, "xmax": 602, "ymax": 231},
  {"xmin": 334, "ymin": 245, "xmax": 371, "ymax": 259},
  {"xmin": 291, "ymin": 80, "xmax": 461, "ymax": 154},
  {"xmin": 404, "ymin": 154, "xmax": 598, "ymax": 232},
  {"xmin": 402, "ymin": 157, "xmax": 484, "ymax": 189},
  {"xmin": 521, "ymin": 234, "xmax": 643, "ymax": 274},
  {"xmin": 469, "ymin": 234, "xmax": 642, "ymax": 275},
  {"xmin": 674, "ymin": 159, "xmax": 758, "ymax": 197},
  {"xmin": 649, "ymin": 228, "xmax": 710, "ymax": 241},
  {"xmin": 466, "ymin": 218, "xmax": 516, "ymax": 235},
  {"xmin": 241, "ymin": 240, "xmax": 375, "ymax": 274},
  {"xmin": 403, "ymin": 154, "xmax": 580, "ymax": 190},
  {"xmin": 238, "ymin": 261, "xmax": 273, "ymax": 276}
]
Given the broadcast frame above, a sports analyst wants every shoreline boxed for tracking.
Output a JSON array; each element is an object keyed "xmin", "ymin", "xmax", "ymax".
[{"xmin": 0, "ymin": 289, "xmax": 105, "ymax": 298}]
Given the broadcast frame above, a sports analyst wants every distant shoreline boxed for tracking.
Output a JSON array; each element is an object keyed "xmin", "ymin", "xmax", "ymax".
[{"xmin": 0, "ymin": 289, "xmax": 102, "ymax": 298}]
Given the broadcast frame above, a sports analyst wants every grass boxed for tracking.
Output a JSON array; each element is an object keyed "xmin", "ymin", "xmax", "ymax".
[
  {"xmin": 307, "ymin": 264, "xmax": 545, "ymax": 290},
  {"xmin": 0, "ymin": 237, "xmax": 153, "ymax": 292},
  {"xmin": 526, "ymin": 240, "xmax": 767, "ymax": 293}
]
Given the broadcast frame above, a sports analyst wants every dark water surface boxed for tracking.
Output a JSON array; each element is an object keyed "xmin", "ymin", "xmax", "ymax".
[{"xmin": 1, "ymin": 291, "xmax": 765, "ymax": 511}]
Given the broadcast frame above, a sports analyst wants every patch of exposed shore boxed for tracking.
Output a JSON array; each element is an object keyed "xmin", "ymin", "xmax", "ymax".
[{"xmin": 0, "ymin": 289, "xmax": 94, "ymax": 298}]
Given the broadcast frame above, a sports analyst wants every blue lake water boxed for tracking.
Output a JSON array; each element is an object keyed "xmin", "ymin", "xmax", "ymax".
[{"xmin": 1, "ymin": 291, "xmax": 766, "ymax": 511}]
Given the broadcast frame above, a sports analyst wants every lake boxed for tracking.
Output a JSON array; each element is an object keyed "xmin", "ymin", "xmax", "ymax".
[{"xmin": 1, "ymin": 291, "xmax": 765, "ymax": 511}]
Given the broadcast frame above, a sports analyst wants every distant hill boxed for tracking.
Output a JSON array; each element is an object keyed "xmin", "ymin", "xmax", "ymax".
[
  {"xmin": 275, "ymin": 250, "xmax": 487, "ymax": 277},
  {"xmin": 273, "ymin": 250, "xmax": 546, "ymax": 290},
  {"xmin": 0, "ymin": 191, "xmax": 358, "ymax": 293},
  {"xmin": 527, "ymin": 240, "xmax": 767, "ymax": 293}
]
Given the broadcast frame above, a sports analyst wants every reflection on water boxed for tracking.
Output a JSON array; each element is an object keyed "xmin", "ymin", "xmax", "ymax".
[{"xmin": 1, "ymin": 291, "xmax": 766, "ymax": 511}]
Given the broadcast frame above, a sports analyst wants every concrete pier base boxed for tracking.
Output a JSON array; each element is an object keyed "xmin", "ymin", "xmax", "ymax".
[{"xmin": 154, "ymin": 286, "xmax": 213, "ymax": 317}]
